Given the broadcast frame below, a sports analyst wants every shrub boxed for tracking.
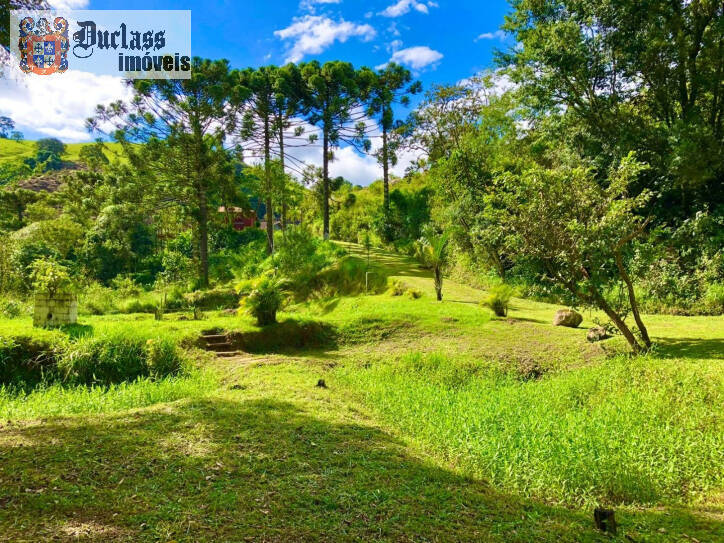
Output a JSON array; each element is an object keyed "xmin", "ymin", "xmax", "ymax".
[
  {"xmin": 406, "ymin": 288, "xmax": 423, "ymax": 300},
  {"xmin": 29, "ymin": 258, "xmax": 75, "ymax": 297},
  {"xmin": 0, "ymin": 335, "xmax": 61, "ymax": 386},
  {"xmin": 238, "ymin": 275, "xmax": 288, "ymax": 326},
  {"xmin": 388, "ymin": 278, "xmax": 407, "ymax": 296},
  {"xmin": 483, "ymin": 284, "xmax": 515, "ymax": 317},
  {"xmin": 0, "ymin": 299, "xmax": 24, "ymax": 318},
  {"xmin": 704, "ymin": 282, "xmax": 724, "ymax": 314},
  {"xmin": 79, "ymin": 282, "xmax": 117, "ymax": 315},
  {"xmin": 110, "ymin": 275, "xmax": 142, "ymax": 298}
]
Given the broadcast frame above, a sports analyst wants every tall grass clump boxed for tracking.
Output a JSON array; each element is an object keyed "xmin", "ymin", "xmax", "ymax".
[
  {"xmin": 58, "ymin": 332, "xmax": 187, "ymax": 384},
  {"xmin": 0, "ymin": 368, "xmax": 217, "ymax": 420},
  {"xmin": 336, "ymin": 352, "xmax": 724, "ymax": 506},
  {"xmin": 482, "ymin": 284, "xmax": 516, "ymax": 317}
]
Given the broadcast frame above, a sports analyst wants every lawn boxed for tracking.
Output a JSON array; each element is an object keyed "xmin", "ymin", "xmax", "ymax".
[{"xmin": 0, "ymin": 245, "xmax": 722, "ymax": 541}]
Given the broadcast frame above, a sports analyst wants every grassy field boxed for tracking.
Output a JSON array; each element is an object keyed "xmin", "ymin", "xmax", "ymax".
[
  {"xmin": 0, "ymin": 139, "xmax": 126, "ymax": 166},
  {"xmin": 0, "ymin": 245, "xmax": 722, "ymax": 541}
]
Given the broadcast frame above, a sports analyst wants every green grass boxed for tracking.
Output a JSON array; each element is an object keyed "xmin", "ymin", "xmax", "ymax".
[
  {"xmin": 336, "ymin": 352, "xmax": 724, "ymax": 506},
  {"xmin": 0, "ymin": 243, "xmax": 722, "ymax": 541},
  {"xmin": 0, "ymin": 139, "xmax": 126, "ymax": 166},
  {"xmin": 0, "ymin": 369, "xmax": 217, "ymax": 419}
]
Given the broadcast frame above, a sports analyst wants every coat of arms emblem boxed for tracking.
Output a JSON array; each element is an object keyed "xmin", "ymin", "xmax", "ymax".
[{"xmin": 18, "ymin": 16, "xmax": 69, "ymax": 75}]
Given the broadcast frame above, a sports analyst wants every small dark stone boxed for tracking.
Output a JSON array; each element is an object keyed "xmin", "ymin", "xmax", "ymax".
[
  {"xmin": 316, "ymin": 379, "xmax": 327, "ymax": 389},
  {"xmin": 594, "ymin": 508, "xmax": 617, "ymax": 534}
]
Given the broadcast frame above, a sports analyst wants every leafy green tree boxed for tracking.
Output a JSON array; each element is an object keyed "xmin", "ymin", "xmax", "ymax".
[
  {"xmin": 0, "ymin": 186, "xmax": 39, "ymax": 227},
  {"xmin": 78, "ymin": 143, "xmax": 109, "ymax": 171},
  {"xmin": 299, "ymin": 61, "xmax": 371, "ymax": 239},
  {"xmin": 502, "ymin": 0, "xmax": 724, "ymax": 224},
  {"xmin": 91, "ymin": 58, "xmax": 245, "ymax": 287},
  {"xmin": 501, "ymin": 153, "xmax": 652, "ymax": 353}
]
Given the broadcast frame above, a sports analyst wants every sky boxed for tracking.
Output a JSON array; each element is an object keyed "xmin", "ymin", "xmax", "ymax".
[{"xmin": 1, "ymin": 0, "xmax": 515, "ymax": 185}]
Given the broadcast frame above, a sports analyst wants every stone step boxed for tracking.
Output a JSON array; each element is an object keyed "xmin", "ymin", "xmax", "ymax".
[
  {"xmin": 202, "ymin": 334, "xmax": 228, "ymax": 341},
  {"xmin": 216, "ymin": 351, "xmax": 243, "ymax": 358},
  {"xmin": 208, "ymin": 344, "xmax": 235, "ymax": 353}
]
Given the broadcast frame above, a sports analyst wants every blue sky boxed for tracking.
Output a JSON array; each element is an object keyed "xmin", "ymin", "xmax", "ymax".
[{"xmin": 2, "ymin": 0, "xmax": 515, "ymax": 184}]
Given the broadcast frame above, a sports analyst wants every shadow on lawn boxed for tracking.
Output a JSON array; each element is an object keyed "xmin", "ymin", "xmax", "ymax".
[
  {"xmin": 0, "ymin": 397, "xmax": 721, "ymax": 542},
  {"xmin": 655, "ymin": 337, "xmax": 724, "ymax": 360}
]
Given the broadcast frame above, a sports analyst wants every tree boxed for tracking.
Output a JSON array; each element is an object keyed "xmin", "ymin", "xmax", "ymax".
[
  {"xmin": 238, "ymin": 65, "xmax": 283, "ymax": 254},
  {"xmin": 430, "ymin": 83, "xmax": 522, "ymax": 278},
  {"xmin": 78, "ymin": 142, "xmax": 109, "ymax": 171},
  {"xmin": 366, "ymin": 63, "xmax": 421, "ymax": 213},
  {"xmin": 0, "ymin": 116, "xmax": 15, "ymax": 139},
  {"xmin": 502, "ymin": 0, "xmax": 724, "ymax": 225},
  {"xmin": 90, "ymin": 58, "xmax": 245, "ymax": 288},
  {"xmin": 501, "ymin": 153, "xmax": 652, "ymax": 353},
  {"xmin": 299, "ymin": 61, "xmax": 370, "ymax": 239},
  {"xmin": 0, "ymin": 186, "xmax": 39, "ymax": 227},
  {"xmin": 420, "ymin": 230, "xmax": 450, "ymax": 301}
]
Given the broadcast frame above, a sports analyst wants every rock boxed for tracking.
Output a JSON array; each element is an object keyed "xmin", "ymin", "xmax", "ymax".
[
  {"xmin": 553, "ymin": 309, "xmax": 583, "ymax": 328},
  {"xmin": 587, "ymin": 326, "xmax": 611, "ymax": 343}
]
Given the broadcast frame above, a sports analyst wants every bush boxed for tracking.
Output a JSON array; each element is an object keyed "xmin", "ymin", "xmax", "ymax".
[
  {"xmin": 238, "ymin": 275, "xmax": 288, "ymax": 326},
  {"xmin": 0, "ymin": 298, "xmax": 24, "ymax": 318},
  {"xmin": 406, "ymin": 288, "xmax": 423, "ymax": 300},
  {"xmin": 483, "ymin": 284, "xmax": 515, "ymax": 317},
  {"xmin": 388, "ymin": 278, "xmax": 407, "ymax": 296},
  {"xmin": 704, "ymin": 282, "xmax": 724, "ymax": 314},
  {"xmin": 0, "ymin": 335, "xmax": 59, "ymax": 386}
]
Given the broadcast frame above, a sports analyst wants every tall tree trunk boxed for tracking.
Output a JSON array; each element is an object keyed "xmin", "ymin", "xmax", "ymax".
[
  {"xmin": 322, "ymin": 127, "xmax": 330, "ymax": 240},
  {"xmin": 382, "ymin": 121, "xmax": 390, "ymax": 213},
  {"xmin": 197, "ymin": 186, "xmax": 209, "ymax": 289},
  {"xmin": 264, "ymin": 111, "xmax": 274, "ymax": 254},
  {"xmin": 434, "ymin": 267, "xmax": 443, "ymax": 301},
  {"xmin": 615, "ymin": 250, "xmax": 651, "ymax": 348},
  {"xmin": 588, "ymin": 283, "xmax": 643, "ymax": 353},
  {"xmin": 278, "ymin": 114, "xmax": 287, "ymax": 233}
]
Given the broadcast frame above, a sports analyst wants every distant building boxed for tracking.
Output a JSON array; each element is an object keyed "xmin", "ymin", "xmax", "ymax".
[{"xmin": 218, "ymin": 206, "xmax": 257, "ymax": 231}]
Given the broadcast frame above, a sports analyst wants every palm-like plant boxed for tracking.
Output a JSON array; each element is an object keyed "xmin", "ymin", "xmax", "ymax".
[
  {"xmin": 421, "ymin": 231, "xmax": 450, "ymax": 301},
  {"xmin": 237, "ymin": 274, "xmax": 289, "ymax": 326}
]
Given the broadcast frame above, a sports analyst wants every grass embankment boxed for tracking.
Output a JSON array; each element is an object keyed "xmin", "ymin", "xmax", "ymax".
[{"xmin": 0, "ymin": 244, "xmax": 722, "ymax": 541}]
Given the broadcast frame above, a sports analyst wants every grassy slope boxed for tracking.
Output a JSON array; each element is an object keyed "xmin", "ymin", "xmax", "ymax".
[
  {"xmin": 0, "ymin": 139, "xmax": 126, "ymax": 166},
  {"xmin": 0, "ymin": 245, "xmax": 722, "ymax": 541}
]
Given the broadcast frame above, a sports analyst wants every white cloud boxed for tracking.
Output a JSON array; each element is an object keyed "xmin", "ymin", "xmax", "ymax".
[
  {"xmin": 0, "ymin": 64, "xmax": 132, "ymax": 142},
  {"xmin": 379, "ymin": 0, "xmax": 436, "ymax": 18},
  {"xmin": 377, "ymin": 45, "xmax": 443, "ymax": 71},
  {"xmin": 476, "ymin": 30, "xmax": 507, "ymax": 42},
  {"xmin": 299, "ymin": 0, "xmax": 342, "ymax": 13},
  {"xmin": 274, "ymin": 15, "xmax": 377, "ymax": 63},
  {"xmin": 47, "ymin": 0, "xmax": 90, "ymax": 8}
]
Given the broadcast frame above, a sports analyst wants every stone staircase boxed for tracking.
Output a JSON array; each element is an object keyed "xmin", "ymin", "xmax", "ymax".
[{"xmin": 201, "ymin": 332, "xmax": 242, "ymax": 358}]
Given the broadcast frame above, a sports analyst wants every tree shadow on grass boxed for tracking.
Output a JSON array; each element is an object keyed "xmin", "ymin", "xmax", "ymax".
[
  {"xmin": 0, "ymin": 397, "xmax": 721, "ymax": 542},
  {"xmin": 655, "ymin": 337, "xmax": 724, "ymax": 360}
]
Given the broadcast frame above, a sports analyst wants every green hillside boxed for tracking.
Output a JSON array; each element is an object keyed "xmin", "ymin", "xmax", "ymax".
[{"xmin": 0, "ymin": 139, "xmax": 126, "ymax": 167}]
